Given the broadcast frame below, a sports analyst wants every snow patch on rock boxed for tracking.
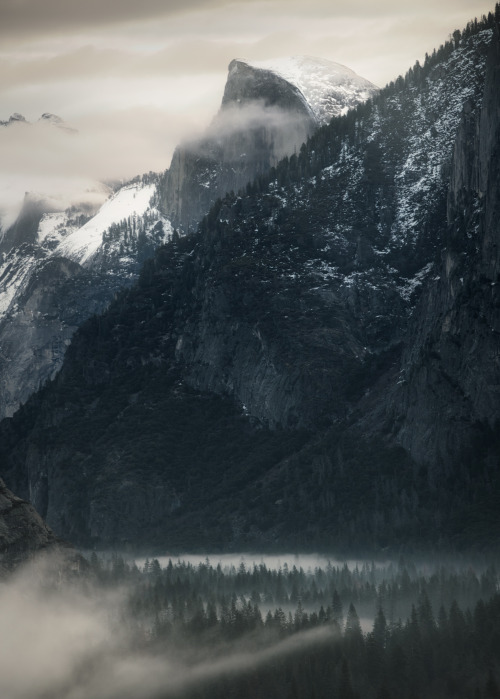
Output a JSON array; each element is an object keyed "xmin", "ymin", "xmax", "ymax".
[
  {"xmin": 58, "ymin": 183, "xmax": 156, "ymax": 266},
  {"xmin": 251, "ymin": 56, "xmax": 379, "ymax": 123}
]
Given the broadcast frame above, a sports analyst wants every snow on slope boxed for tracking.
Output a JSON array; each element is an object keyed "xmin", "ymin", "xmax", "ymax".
[
  {"xmin": 250, "ymin": 29, "xmax": 494, "ymax": 339},
  {"xmin": 37, "ymin": 211, "xmax": 78, "ymax": 249},
  {"xmin": 0, "ymin": 179, "xmax": 170, "ymax": 325},
  {"xmin": 0, "ymin": 252, "xmax": 33, "ymax": 317},
  {"xmin": 57, "ymin": 183, "xmax": 156, "ymax": 266},
  {"xmin": 251, "ymin": 56, "xmax": 379, "ymax": 124}
]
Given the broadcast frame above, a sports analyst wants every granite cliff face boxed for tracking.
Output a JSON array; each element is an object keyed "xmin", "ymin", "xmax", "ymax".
[
  {"xmin": 384, "ymin": 32, "xmax": 500, "ymax": 471},
  {"xmin": 158, "ymin": 57, "xmax": 377, "ymax": 232},
  {"xmin": 1, "ymin": 19, "xmax": 500, "ymax": 551}
]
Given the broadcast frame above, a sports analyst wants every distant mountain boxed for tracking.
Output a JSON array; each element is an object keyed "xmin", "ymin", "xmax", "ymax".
[
  {"xmin": 2, "ymin": 13, "xmax": 499, "ymax": 553},
  {"xmin": 0, "ymin": 111, "xmax": 77, "ymax": 133},
  {"xmin": 0, "ymin": 113, "xmax": 28, "ymax": 126},
  {"xmin": 0, "ymin": 176, "xmax": 169, "ymax": 419}
]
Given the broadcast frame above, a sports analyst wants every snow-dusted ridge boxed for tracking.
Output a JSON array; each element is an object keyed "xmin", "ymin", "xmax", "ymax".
[
  {"xmin": 0, "ymin": 176, "xmax": 172, "ymax": 418},
  {"xmin": 57, "ymin": 183, "xmax": 159, "ymax": 266},
  {"xmin": 249, "ymin": 55, "xmax": 379, "ymax": 123},
  {"xmin": 0, "ymin": 180, "xmax": 171, "ymax": 322}
]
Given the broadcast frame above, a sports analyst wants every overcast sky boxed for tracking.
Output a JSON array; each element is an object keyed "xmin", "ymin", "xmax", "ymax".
[{"xmin": 0, "ymin": 0, "xmax": 495, "ymax": 222}]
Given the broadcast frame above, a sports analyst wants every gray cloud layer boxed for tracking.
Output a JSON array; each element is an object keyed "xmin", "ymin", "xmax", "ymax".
[
  {"xmin": 0, "ymin": 0, "xmax": 495, "ymax": 226},
  {"xmin": 0, "ymin": 0, "xmax": 229, "ymax": 38}
]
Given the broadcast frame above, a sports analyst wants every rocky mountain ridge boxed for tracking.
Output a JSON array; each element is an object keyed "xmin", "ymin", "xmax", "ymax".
[
  {"xmin": 0, "ymin": 177, "xmax": 170, "ymax": 418},
  {"xmin": 384, "ymin": 27, "xmax": 500, "ymax": 469},
  {"xmin": 0, "ymin": 111, "xmax": 77, "ymax": 133}
]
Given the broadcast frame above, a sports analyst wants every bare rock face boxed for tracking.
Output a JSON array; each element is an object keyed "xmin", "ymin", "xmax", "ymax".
[
  {"xmin": 158, "ymin": 58, "xmax": 376, "ymax": 232},
  {"xmin": 159, "ymin": 60, "xmax": 316, "ymax": 233},
  {"xmin": 0, "ymin": 255, "xmax": 124, "ymax": 419},
  {"xmin": 0, "ymin": 477, "xmax": 62, "ymax": 574}
]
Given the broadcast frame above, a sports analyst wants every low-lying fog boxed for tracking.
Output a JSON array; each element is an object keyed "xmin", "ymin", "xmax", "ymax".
[
  {"xmin": 1, "ymin": 550, "xmax": 498, "ymax": 699},
  {"xmin": 133, "ymin": 552, "xmax": 374, "ymax": 572},
  {"xmin": 0, "ymin": 554, "xmax": 340, "ymax": 699}
]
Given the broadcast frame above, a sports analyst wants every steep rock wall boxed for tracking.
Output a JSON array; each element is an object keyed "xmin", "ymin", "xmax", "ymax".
[
  {"xmin": 159, "ymin": 60, "xmax": 317, "ymax": 232},
  {"xmin": 390, "ymin": 32, "xmax": 500, "ymax": 470}
]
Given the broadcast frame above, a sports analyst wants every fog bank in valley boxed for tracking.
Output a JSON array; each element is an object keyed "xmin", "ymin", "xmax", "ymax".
[{"xmin": 0, "ymin": 554, "xmax": 339, "ymax": 699}]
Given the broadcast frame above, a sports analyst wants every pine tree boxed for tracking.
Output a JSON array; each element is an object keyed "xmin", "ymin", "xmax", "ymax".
[
  {"xmin": 332, "ymin": 589, "xmax": 344, "ymax": 628},
  {"xmin": 338, "ymin": 658, "xmax": 357, "ymax": 699}
]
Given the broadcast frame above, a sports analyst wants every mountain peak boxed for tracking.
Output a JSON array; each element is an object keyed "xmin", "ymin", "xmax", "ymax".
[
  {"xmin": 159, "ymin": 54, "xmax": 377, "ymax": 232},
  {"xmin": 248, "ymin": 55, "xmax": 379, "ymax": 123},
  {"xmin": 222, "ymin": 58, "xmax": 315, "ymax": 120}
]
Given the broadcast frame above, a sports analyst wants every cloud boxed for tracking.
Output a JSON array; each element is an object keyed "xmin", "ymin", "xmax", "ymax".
[
  {"xmin": 0, "ymin": 0, "xmax": 234, "ymax": 40},
  {"xmin": 9, "ymin": 108, "xmax": 202, "ymax": 180},
  {"xmin": 0, "ymin": 0, "xmax": 494, "ymax": 222},
  {"xmin": 0, "ymin": 558, "xmax": 117, "ymax": 699},
  {"xmin": 0, "ymin": 555, "xmax": 340, "ymax": 699},
  {"xmin": 1, "ymin": 0, "xmax": 490, "ymax": 38},
  {"xmin": 0, "ymin": 108, "xmax": 203, "ymax": 229}
]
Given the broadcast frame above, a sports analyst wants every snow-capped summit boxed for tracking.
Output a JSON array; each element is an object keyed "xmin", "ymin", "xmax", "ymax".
[
  {"xmin": 250, "ymin": 55, "xmax": 379, "ymax": 124},
  {"xmin": 57, "ymin": 182, "xmax": 162, "ymax": 266}
]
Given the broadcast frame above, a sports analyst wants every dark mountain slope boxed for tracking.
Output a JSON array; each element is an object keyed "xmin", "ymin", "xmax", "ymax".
[{"xmin": 1, "ymin": 13, "xmax": 500, "ymax": 552}]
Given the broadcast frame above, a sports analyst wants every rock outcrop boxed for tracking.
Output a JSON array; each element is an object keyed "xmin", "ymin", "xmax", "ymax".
[{"xmin": 0, "ymin": 477, "xmax": 63, "ymax": 574}]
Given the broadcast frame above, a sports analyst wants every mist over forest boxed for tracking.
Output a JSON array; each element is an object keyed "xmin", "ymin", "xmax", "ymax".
[{"xmin": 1, "ymin": 552, "xmax": 500, "ymax": 699}]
